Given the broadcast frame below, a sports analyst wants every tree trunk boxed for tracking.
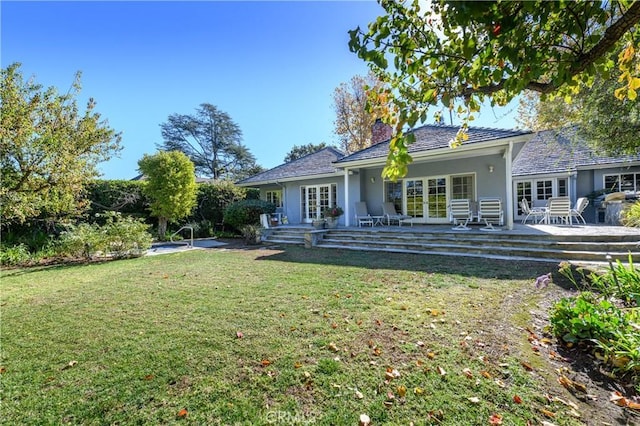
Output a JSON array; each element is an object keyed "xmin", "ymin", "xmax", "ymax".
[{"xmin": 158, "ymin": 217, "xmax": 168, "ymax": 238}]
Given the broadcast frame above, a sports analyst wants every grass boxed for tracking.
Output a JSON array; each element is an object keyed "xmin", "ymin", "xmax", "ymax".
[{"xmin": 1, "ymin": 246, "xmax": 581, "ymax": 425}]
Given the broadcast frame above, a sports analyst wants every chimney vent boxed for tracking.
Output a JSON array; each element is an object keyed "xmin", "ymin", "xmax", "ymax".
[{"xmin": 371, "ymin": 118, "xmax": 393, "ymax": 145}]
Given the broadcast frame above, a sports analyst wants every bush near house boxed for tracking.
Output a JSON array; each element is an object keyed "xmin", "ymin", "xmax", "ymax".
[
  {"xmin": 223, "ymin": 199, "xmax": 275, "ymax": 231},
  {"xmin": 550, "ymin": 259, "xmax": 640, "ymax": 385}
]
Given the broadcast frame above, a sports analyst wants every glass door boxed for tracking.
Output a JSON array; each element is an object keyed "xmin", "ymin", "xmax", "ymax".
[
  {"xmin": 405, "ymin": 179, "xmax": 424, "ymax": 219},
  {"xmin": 303, "ymin": 185, "xmax": 334, "ymax": 222},
  {"xmin": 404, "ymin": 177, "xmax": 449, "ymax": 223},
  {"xmin": 426, "ymin": 177, "xmax": 448, "ymax": 221}
]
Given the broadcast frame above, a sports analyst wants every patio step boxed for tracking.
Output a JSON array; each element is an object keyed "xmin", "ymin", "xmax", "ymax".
[{"xmin": 262, "ymin": 226, "xmax": 640, "ymax": 263}]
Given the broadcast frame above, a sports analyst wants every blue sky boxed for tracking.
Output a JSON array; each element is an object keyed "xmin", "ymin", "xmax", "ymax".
[{"xmin": 2, "ymin": 1, "xmax": 518, "ymax": 180}]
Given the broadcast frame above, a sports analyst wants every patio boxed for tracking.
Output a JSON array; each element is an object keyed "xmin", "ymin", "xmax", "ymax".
[{"xmin": 262, "ymin": 223, "xmax": 640, "ymax": 264}]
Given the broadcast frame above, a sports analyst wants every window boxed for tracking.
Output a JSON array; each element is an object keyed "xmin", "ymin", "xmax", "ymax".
[
  {"xmin": 536, "ymin": 180, "xmax": 553, "ymax": 200},
  {"xmin": 384, "ymin": 181, "xmax": 403, "ymax": 213},
  {"xmin": 557, "ymin": 178, "xmax": 568, "ymax": 197},
  {"xmin": 265, "ymin": 190, "xmax": 283, "ymax": 207},
  {"xmin": 604, "ymin": 172, "xmax": 640, "ymax": 193},
  {"xmin": 451, "ymin": 175, "xmax": 474, "ymax": 200}
]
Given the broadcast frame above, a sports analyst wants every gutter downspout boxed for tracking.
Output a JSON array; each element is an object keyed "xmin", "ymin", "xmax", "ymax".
[{"xmin": 505, "ymin": 141, "xmax": 514, "ymax": 230}]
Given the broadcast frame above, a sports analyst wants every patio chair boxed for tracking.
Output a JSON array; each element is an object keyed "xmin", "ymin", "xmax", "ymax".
[
  {"xmin": 570, "ymin": 197, "xmax": 589, "ymax": 225},
  {"xmin": 381, "ymin": 202, "xmax": 413, "ymax": 227},
  {"xmin": 449, "ymin": 199, "xmax": 472, "ymax": 230},
  {"xmin": 354, "ymin": 201, "xmax": 374, "ymax": 227},
  {"xmin": 520, "ymin": 198, "xmax": 547, "ymax": 224},
  {"xmin": 478, "ymin": 198, "xmax": 504, "ymax": 231},
  {"xmin": 546, "ymin": 197, "xmax": 572, "ymax": 225}
]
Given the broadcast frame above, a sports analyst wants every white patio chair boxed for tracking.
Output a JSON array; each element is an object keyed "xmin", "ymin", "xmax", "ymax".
[
  {"xmin": 570, "ymin": 197, "xmax": 589, "ymax": 224},
  {"xmin": 478, "ymin": 198, "xmax": 503, "ymax": 231},
  {"xmin": 381, "ymin": 202, "xmax": 413, "ymax": 226},
  {"xmin": 449, "ymin": 199, "xmax": 472, "ymax": 230},
  {"xmin": 546, "ymin": 197, "xmax": 572, "ymax": 225},
  {"xmin": 354, "ymin": 201, "xmax": 374, "ymax": 227},
  {"xmin": 520, "ymin": 198, "xmax": 547, "ymax": 224}
]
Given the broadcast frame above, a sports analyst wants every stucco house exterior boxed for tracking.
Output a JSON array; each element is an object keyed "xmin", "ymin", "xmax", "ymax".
[{"xmin": 237, "ymin": 123, "xmax": 640, "ymax": 229}]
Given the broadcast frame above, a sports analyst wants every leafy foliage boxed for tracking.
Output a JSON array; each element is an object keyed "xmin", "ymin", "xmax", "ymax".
[
  {"xmin": 137, "ymin": 151, "xmax": 197, "ymax": 237},
  {"xmin": 222, "ymin": 199, "xmax": 275, "ymax": 230},
  {"xmin": 1, "ymin": 63, "xmax": 122, "ymax": 224},
  {"xmin": 622, "ymin": 201, "xmax": 640, "ymax": 228},
  {"xmin": 84, "ymin": 179, "xmax": 149, "ymax": 220},
  {"xmin": 59, "ymin": 211, "xmax": 152, "ymax": 260},
  {"xmin": 157, "ymin": 103, "xmax": 260, "ymax": 180},
  {"xmin": 349, "ymin": 0, "xmax": 640, "ymax": 180},
  {"xmin": 332, "ymin": 73, "xmax": 386, "ymax": 154},
  {"xmin": 551, "ymin": 258, "xmax": 640, "ymax": 377},
  {"xmin": 517, "ymin": 59, "xmax": 640, "ymax": 156},
  {"xmin": 283, "ymin": 143, "xmax": 329, "ymax": 163}
]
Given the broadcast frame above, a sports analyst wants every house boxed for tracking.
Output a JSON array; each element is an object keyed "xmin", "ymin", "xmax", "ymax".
[
  {"xmin": 238, "ymin": 122, "xmax": 533, "ymax": 229},
  {"xmin": 512, "ymin": 130, "xmax": 640, "ymax": 223},
  {"xmin": 237, "ymin": 123, "xmax": 640, "ymax": 229}
]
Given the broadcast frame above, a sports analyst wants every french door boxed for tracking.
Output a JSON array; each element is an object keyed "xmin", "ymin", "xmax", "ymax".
[
  {"xmin": 302, "ymin": 184, "xmax": 335, "ymax": 221},
  {"xmin": 404, "ymin": 177, "xmax": 449, "ymax": 223}
]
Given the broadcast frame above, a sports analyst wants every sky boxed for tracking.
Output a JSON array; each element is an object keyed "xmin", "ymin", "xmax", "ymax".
[{"xmin": 2, "ymin": 0, "xmax": 519, "ymax": 180}]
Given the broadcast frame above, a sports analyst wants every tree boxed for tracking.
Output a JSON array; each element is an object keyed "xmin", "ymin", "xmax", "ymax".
[
  {"xmin": 158, "ymin": 103, "xmax": 260, "ymax": 180},
  {"xmin": 518, "ymin": 63, "xmax": 640, "ymax": 156},
  {"xmin": 0, "ymin": 63, "xmax": 122, "ymax": 225},
  {"xmin": 283, "ymin": 143, "xmax": 329, "ymax": 162},
  {"xmin": 332, "ymin": 73, "xmax": 386, "ymax": 154},
  {"xmin": 137, "ymin": 151, "xmax": 197, "ymax": 237},
  {"xmin": 349, "ymin": 0, "xmax": 640, "ymax": 180}
]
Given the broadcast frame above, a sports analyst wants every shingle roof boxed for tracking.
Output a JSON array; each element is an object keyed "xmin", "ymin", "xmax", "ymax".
[
  {"xmin": 236, "ymin": 147, "xmax": 345, "ymax": 185},
  {"xmin": 335, "ymin": 124, "xmax": 532, "ymax": 164},
  {"xmin": 512, "ymin": 130, "xmax": 640, "ymax": 177}
]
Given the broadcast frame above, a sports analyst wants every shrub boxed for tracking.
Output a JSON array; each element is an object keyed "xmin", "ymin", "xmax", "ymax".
[
  {"xmin": 0, "ymin": 244, "xmax": 31, "ymax": 266},
  {"xmin": 84, "ymin": 180, "xmax": 149, "ymax": 220},
  {"xmin": 621, "ymin": 200, "xmax": 640, "ymax": 228},
  {"xmin": 190, "ymin": 181, "xmax": 247, "ymax": 231},
  {"xmin": 223, "ymin": 199, "xmax": 275, "ymax": 231},
  {"xmin": 240, "ymin": 224, "xmax": 263, "ymax": 245},
  {"xmin": 60, "ymin": 212, "xmax": 152, "ymax": 260}
]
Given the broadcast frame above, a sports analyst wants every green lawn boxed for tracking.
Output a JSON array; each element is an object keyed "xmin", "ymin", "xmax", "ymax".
[{"xmin": 1, "ymin": 246, "xmax": 582, "ymax": 425}]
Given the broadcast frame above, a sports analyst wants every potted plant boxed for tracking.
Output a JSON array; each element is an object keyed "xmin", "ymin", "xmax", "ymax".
[
  {"xmin": 324, "ymin": 206, "xmax": 344, "ymax": 229},
  {"xmin": 312, "ymin": 218, "xmax": 325, "ymax": 229}
]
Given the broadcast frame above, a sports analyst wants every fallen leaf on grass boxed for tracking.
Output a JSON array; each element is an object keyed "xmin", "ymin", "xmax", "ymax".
[
  {"xmin": 540, "ymin": 408, "xmax": 555, "ymax": 418},
  {"xmin": 294, "ymin": 362, "xmax": 302, "ymax": 369},
  {"xmin": 327, "ymin": 342, "xmax": 339, "ymax": 352},
  {"xmin": 462, "ymin": 368, "xmax": 473, "ymax": 378},
  {"xmin": 143, "ymin": 374, "xmax": 155, "ymax": 381},
  {"xmin": 331, "ymin": 322, "xmax": 338, "ymax": 329},
  {"xmin": 177, "ymin": 408, "xmax": 188, "ymax": 418},
  {"xmin": 480, "ymin": 370, "xmax": 491, "ymax": 379},
  {"xmin": 261, "ymin": 359, "xmax": 271, "ymax": 367},
  {"xmin": 468, "ymin": 396, "xmax": 480, "ymax": 404},
  {"xmin": 488, "ymin": 413, "xmax": 503, "ymax": 425},
  {"xmin": 513, "ymin": 395, "xmax": 523, "ymax": 404},
  {"xmin": 610, "ymin": 391, "xmax": 640, "ymax": 410},
  {"xmin": 0, "ymin": 367, "xmax": 6, "ymax": 374},
  {"xmin": 554, "ymin": 396, "xmax": 579, "ymax": 410},
  {"xmin": 558, "ymin": 375, "xmax": 587, "ymax": 393},
  {"xmin": 397, "ymin": 385, "xmax": 407, "ymax": 397},
  {"xmin": 427, "ymin": 352, "xmax": 436, "ymax": 360},
  {"xmin": 520, "ymin": 361, "xmax": 534, "ymax": 371},
  {"xmin": 236, "ymin": 331, "xmax": 244, "ymax": 339},
  {"xmin": 61, "ymin": 360, "xmax": 78, "ymax": 370},
  {"xmin": 437, "ymin": 366, "xmax": 447, "ymax": 376},
  {"xmin": 355, "ymin": 390, "xmax": 364, "ymax": 400},
  {"xmin": 414, "ymin": 387, "xmax": 424, "ymax": 395}
]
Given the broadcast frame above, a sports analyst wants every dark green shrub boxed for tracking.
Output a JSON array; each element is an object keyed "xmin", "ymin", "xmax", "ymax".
[
  {"xmin": 223, "ymin": 199, "xmax": 275, "ymax": 230},
  {"xmin": 245, "ymin": 187, "xmax": 260, "ymax": 200},
  {"xmin": 191, "ymin": 181, "xmax": 247, "ymax": 229},
  {"xmin": 84, "ymin": 180, "xmax": 149, "ymax": 221}
]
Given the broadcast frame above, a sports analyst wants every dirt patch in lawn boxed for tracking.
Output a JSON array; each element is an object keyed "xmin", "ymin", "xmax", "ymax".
[{"xmin": 483, "ymin": 281, "xmax": 639, "ymax": 426}]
